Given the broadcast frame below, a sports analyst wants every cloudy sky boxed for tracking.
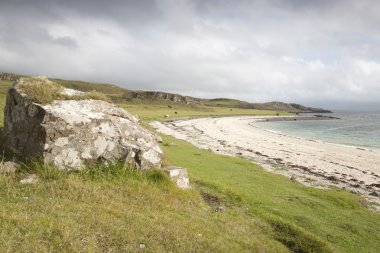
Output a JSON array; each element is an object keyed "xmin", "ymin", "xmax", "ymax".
[{"xmin": 1, "ymin": 0, "xmax": 380, "ymax": 110}]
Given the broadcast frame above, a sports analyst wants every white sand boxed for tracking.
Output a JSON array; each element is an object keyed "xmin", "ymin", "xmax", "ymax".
[{"xmin": 151, "ymin": 116, "xmax": 380, "ymax": 208}]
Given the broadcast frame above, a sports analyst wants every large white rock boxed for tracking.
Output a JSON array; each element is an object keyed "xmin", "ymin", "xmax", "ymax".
[
  {"xmin": 0, "ymin": 161, "xmax": 18, "ymax": 173},
  {"xmin": 165, "ymin": 166, "xmax": 191, "ymax": 189},
  {"xmin": 2, "ymin": 77, "xmax": 163, "ymax": 170}
]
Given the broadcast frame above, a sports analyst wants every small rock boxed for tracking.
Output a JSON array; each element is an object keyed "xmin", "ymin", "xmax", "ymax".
[
  {"xmin": 326, "ymin": 175, "xmax": 338, "ymax": 181},
  {"xmin": 369, "ymin": 191, "xmax": 379, "ymax": 197},
  {"xmin": 155, "ymin": 135, "xmax": 163, "ymax": 143},
  {"xmin": 20, "ymin": 174, "xmax": 39, "ymax": 184},
  {"xmin": 165, "ymin": 166, "xmax": 191, "ymax": 189},
  {"xmin": 0, "ymin": 161, "xmax": 19, "ymax": 173},
  {"xmin": 290, "ymin": 175, "xmax": 297, "ymax": 182},
  {"xmin": 139, "ymin": 243, "xmax": 146, "ymax": 249}
]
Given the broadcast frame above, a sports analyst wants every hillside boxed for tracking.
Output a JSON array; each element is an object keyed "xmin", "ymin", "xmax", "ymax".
[
  {"xmin": 0, "ymin": 72, "xmax": 331, "ymax": 113},
  {"xmin": 204, "ymin": 99, "xmax": 331, "ymax": 113},
  {"xmin": 0, "ymin": 74, "xmax": 379, "ymax": 252}
]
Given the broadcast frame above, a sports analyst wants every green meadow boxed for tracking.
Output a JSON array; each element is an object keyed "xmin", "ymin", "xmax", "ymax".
[{"xmin": 0, "ymin": 78, "xmax": 379, "ymax": 252}]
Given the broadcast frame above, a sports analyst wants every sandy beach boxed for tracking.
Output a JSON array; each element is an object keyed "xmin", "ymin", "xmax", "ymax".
[{"xmin": 151, "ymin": 116, "xmax": 380, "ymax": 208}]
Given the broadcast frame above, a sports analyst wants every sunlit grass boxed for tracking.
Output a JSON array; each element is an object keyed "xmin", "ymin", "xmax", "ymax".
[
  {"xmin": 0, "ymin": 161, "xmax": 288, "ymax": 252},
  {"xmin": 161, "ymin": 135, "xmax": 380, "ymax": 253},
  {"xmin": 0, "ymin": 137, "xmax": 379, "ymax": 252},
  {"xmin": 121, "ymin": 103, "xmax": 287, "ymax": 121},
  {"xmin": 1, "ymin": 76, "xmax": 378, "ymax": 252}
]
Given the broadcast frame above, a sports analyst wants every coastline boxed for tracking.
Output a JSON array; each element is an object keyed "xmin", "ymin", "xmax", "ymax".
[{"xmin": 151, "ymin": 115, "xmax": 380, "ymax": 211}]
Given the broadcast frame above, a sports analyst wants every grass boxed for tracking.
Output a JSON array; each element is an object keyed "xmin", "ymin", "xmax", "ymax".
[
  {"xmin": 13, "ymin": 77, "xmax": 110, "ymax": 105},
  {"xmin": 161, "ymin": 135, "xmax": 380, "ymax": 253},
  {"xmin": 121, "ymin": 103, "xmax": 287, "ymax": 121},
  {"xmin": 0, "ymin": 161, "xmax": 289, "ymax": 252},
  {"xmin": 1, "ymin": 76, "xmax": 379, "ymax": 252},
  {"xmin": 203, "ymin": 97, "xmax": 257, "ymax": 108},
  {"xmin": 67, "ymin": 90, "xmax": 111, "ymax": 103},
  {"xmin": 0, "ymin": 137, "xmax": 379, "ymax": 252},
  {"xmin": 18, "ymin": 77, "xmax": 64, "ymax": 104},
  {"xmin": 53, "ymin": 78, "xmax": 128, "ymax": 96}
]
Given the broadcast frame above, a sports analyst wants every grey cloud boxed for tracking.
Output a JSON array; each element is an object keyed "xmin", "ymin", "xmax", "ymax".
[
  {"xmin": 0, "ymin": 0, "xmax": 380, "ymax": 110},
  {"xmin": 53, "ymin": 36, "xmax": 78, "ymax": 48}
]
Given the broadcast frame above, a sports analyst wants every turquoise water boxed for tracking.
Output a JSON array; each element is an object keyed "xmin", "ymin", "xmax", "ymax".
[{"xmin": 256, "ymin": 111, "xmax": 380, "ymax": 150}]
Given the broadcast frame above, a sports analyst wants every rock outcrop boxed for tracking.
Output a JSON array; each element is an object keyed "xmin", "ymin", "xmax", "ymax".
[
  {"xmin": 2, "ymin": 76, "xmax": 163, "ymax": 170},
  {"xmin": 0, "ymin": 72, "xmax": 19, "ymax": 81},
  {"xmin": 0, "ymin": 161, "xmax": 19, "ymax": 173},
  {"xmin": 124, "ymin": 91, "xmax": 199, "ymax": 105}
]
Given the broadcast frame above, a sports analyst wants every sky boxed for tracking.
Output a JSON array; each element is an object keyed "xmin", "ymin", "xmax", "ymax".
[{"xmin": 0, "ymin": 0, "xmax": 380, "ymax": 110}]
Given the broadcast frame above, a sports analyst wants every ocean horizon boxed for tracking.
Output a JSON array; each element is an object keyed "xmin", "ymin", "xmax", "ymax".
[{"xmin": 256, "ymin": 111, "xmax": 380, "ymax": 151}]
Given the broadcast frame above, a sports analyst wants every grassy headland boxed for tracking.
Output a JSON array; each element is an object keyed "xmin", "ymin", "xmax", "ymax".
[{"xmin": 0, "ymin": 77, "xmax": 379, "ymax": 252}]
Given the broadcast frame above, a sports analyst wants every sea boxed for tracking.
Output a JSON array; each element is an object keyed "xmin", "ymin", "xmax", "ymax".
[{"xmin": 256, "ymin": 111, "xmax": 380, "ymax": 150}]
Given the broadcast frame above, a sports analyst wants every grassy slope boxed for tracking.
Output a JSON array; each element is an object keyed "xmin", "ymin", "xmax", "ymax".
[
  {"xmin": 0, "ymin": 138, "xmax": 379, "ymax": 252},
  {"xmin": 0, "ymin": 163, "xmax": 288, "ymax": 252},
  {"xmin": 203, "ymin": 98, "xmax": 255, "ymax": 108},
  {"xmin": 162, "ymin": 136, "xmax": 380, "ymax": 253},
  {"xmin": 122, "ymin": 104, "xmax": 286, "ymax": 121},
  {"xmin": 0, "ymin": 80, "xmax": 12, "ymax": 125},
  {"xmin": 0, "ymin": 78, "xmax": 379, "ymax": 252},
  {"xmin": 53, "ymin": 79, "xmax": 127, "ymax": 96}
]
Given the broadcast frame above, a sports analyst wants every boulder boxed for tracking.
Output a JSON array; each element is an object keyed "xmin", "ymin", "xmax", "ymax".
[
  {"xmin": 2, "ymin": 76, "xmax": 163, "ymax": 170},
  {"xmin": 0, "ymin": 161, "xmax": 19, "ymax": 173},
  {"xmin": 165, "ymin": 166, "xmax": 191, "ymax": 189},
  {"xmin": 0, "ymin": 72, "xmax": 18, "ymax": 81},
  {"xmin": 20, "ymin": 174, "xmax": 39, "ymax": 184}
]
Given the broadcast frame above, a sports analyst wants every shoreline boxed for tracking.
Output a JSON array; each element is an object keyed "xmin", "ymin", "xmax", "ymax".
[
  {"xmin": 251, "ymin": 122, "xmax": 380, "ymax": 152},
  {"xmin": 151, "ymin": 116, "xmax": 380, "ymax": 211}
]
